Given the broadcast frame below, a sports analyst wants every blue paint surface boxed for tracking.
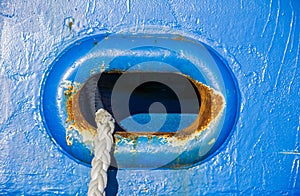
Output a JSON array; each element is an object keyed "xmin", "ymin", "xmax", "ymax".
[
  {"xmin": 41, "ymin": 32, "xmax": 238, "ymax": 169},
  {"xmin": 0, "ymin": 0, "xmax": 299, "ymax": 195},
  {"xmin": 120, "ymin": 114, "xmax": 199, "ymax": 132}
]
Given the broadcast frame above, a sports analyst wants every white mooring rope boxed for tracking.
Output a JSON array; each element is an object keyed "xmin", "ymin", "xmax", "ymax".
[{"xmin": 88, "ymin": 109, "xmax": 115, "ymax": 196}]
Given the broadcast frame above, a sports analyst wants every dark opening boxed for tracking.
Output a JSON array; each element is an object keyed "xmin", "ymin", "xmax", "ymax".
[{"xmin": 79, "ymin": 72, "xmax": 201, "ymax": 132}]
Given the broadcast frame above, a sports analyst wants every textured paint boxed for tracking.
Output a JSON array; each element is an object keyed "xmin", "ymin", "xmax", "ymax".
[
  {"xmin": 0, "ymin": 0, "xmax": 299, "ymax": 195},
  {"xmin": 42, "ymin": 33, "xmax": 235, "ymax": 169}
]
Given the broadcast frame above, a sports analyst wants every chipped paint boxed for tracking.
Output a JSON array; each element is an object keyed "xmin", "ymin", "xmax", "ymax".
[
  {"xmin": 40, "ymin": 32, "xmax": 238, "ymax": 169},
  {"xmin": 208, "ymin": 138, "xmax": 216, "ymax": 145},
  {"xmin": 1, "ymin": 0, "xmax": 299, "ymax": 194},
  {"xmin": 65, "ymin": 82, "xmax": 96, "ymax": 144},
  {"xmin": 64, "ymin": 71, "xmax": 225, "ymax": 148}
]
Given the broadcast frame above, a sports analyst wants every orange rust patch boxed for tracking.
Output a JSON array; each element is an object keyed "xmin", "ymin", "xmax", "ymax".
[
  {"xmin": 66, "ymin": 96, "xmax": 74, "ymax": 123},
  {"xmin": 176, "ymin": 77, "xmax": 224, "ymax": 139},
  {"xmin": 70, "ymin": 88, "xmax": 96, "ymax": 137},
  {"xmin": 64, "ymin": 71, "xmax": 225, "ymax": 142},
  {"xmin": 64, "ymin": 85, "xmax": 76, "ymax": 124},
  {"xmin": 66, "ymin": 135, "xmax": 72, "ymax": 146},
  {"xmin": 64, "ymin": 85, "xmax": 74, "ymax": 96},
  {"xmin": 172, "ymin": 35, "xmax": 184, "ymax": 41}
]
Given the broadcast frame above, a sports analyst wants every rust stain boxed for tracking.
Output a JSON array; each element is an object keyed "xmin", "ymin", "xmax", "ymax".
[
  {"xmin": 64, "ymin": 85, "xmax": 74, "ymax": 96},
  {"xmin": 64, "ymin": 85, "xmax": 75, "ymax": 123},
  {"xmin": 64, "ymin": 71, "xmax": 225, "ymax": 144},
  {"xmin": 176, "ymin": 75, "xmax": 224, "ymax": 140},
  {"xmin": 66, "ymin": 97, "xmax": 74, "ymax": 123},
  {"xmin": 66, "ymin": 135, "xmax": 72, "ymax": 146},
  {"xmin": 70, "ymin": 90, "xmax": 96, "ymax": 137},
  {"xmin": 172, "ymin": 35, "xmax": 184, "ymax": 41},
  {"xmin": 68, "ymin": 21, "xmax": 73, "ymax": 31}
]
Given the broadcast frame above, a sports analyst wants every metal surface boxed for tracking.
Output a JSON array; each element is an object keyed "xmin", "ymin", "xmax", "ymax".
[
  {"xmin": 41, "ymin": 33, "xmax": 238, "ymax": 169},
  {"xmin": 0, "ymin": 0, "xmax": 299, "ymax": 195}
]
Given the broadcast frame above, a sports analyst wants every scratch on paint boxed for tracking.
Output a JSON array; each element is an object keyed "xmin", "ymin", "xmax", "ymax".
[
  {"xmin": 90, "ymin": 0, "xmax": 96, "ymax": 14},
  {"xmin": 287, "ymin": 22, "xmax": 299, "ymax": 94},
  {"xmin": 296, "ymin": 116, "xmax": 300, "ymax": 150},
  {"xmin": 274, "ymin": 1, "xmax": 294, "ymax": 90},
  {"xmin": 85, "ymin": 0, "xmax": 96, "ymax": 15},
  {"xmin": 289, "ymin": 159, "xmax": 299, "ymax": 190},
  {"xmin": 240, "ymin": 0, "xmax": 243, "ymax": 9},
  {"xmin": 289, "ymin": 1, "xmax": 296, "ymax": 53},
  {"xmin": 262, "ymin": 0, "xmax": 280, "ymax": 82},
  {"xmin": 279, "ymin": 151, "xmax": 300, "ymax": 155},
  {"xmin": 261, "ymin": 0, "xmax": 273, "ymax": 37},
  {"xmin": 126, "ymin": 0, "xmax": 131, "ymax": 13}
]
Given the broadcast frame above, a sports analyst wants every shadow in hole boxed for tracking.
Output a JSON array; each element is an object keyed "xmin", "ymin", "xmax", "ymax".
[
  {"xmin": 105, "ymin": 139, "xmax": 119, "ymax": 196},
  {"xmin": 105, "ymin": 167, "xmax": 118, "ymax": 195}
]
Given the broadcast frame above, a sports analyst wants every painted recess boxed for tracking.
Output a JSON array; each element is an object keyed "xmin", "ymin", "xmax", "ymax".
[{"xmin": 41, "ymin": 32, "xmax": 239, "ymax": 169}]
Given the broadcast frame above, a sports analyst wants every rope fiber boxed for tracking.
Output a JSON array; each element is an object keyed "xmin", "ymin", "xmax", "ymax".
[{"xmin": 88, "ymin": 109, "xmax": 115, "ymax": 196}]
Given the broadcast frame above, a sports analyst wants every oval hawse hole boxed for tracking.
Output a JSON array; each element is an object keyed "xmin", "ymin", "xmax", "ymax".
[{"xmin": 70, "ymin": 71, "xmax": 224, "ymax": 139}]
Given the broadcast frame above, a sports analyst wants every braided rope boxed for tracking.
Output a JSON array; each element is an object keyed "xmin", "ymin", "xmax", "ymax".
[{"xmin": 88, "ymin": 109, "xmax": 115, "ymax": 196}]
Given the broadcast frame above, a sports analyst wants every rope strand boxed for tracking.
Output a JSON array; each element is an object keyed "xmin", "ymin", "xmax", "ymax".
[{"xmin": 88, "ymin": 109, "xmax": 115, "ymax": 196}]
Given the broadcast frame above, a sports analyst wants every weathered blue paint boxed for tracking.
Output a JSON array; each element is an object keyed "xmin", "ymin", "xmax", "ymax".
[
  {"xmin": 0, "ymin": 0, "xmax": 299, "ymax": 195},
  {"xmin": 41, "ymin": 32, "xmax": 238, "ymax": 169}
]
